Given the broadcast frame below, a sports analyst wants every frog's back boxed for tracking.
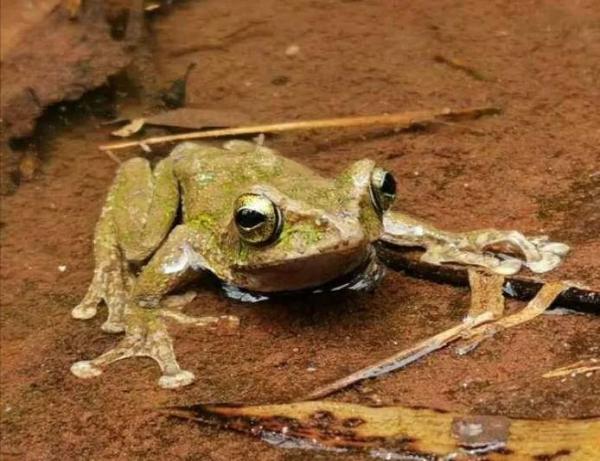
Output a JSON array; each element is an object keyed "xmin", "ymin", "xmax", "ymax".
[{"xmin": 170, "ymin": 142, "xmax": 336, "ymax": 229}]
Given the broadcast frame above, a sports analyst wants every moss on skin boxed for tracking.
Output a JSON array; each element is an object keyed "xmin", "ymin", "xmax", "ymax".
[{"xmin": 278, "ymin": 222, "xmax": 326, "ymax": 251}]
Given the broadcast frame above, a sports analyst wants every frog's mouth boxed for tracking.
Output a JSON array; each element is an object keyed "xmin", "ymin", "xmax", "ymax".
[{"xmin": 221, "ymin": 247, "xmax": 386, "ymax": 303}]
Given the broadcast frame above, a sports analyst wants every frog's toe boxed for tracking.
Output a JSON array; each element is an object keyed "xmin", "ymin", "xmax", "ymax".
[
  {"xmin": 101, "ymin": 320, "xmax": 126, "ymax": 334},
  {"xmin": 540, "ymin": 242, "xmax": 570, "ymax": 257},
  {"xmin": 71, "ymin": 360, "xmax": 103, "ymax": 379},
  {"xmin": 158, "ymin": 370, "xmax": 195, "ymax": 389},
  {"xmin": 526, "ymin": 253, "xmax": 562, "ymax": 274},
  {"xmin": 72, "ymin": 303, "xmax": 98, "ymax": 320},
  {"xmin": 491, "ymin": 258, "xmax": 522, "ymax": 275}
]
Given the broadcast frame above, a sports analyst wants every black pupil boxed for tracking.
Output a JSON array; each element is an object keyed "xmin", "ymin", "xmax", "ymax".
[
  {"xmin": 381, "ymin": 172, "xmax": 396, "ymax": 196},
  {"xmin": 236, "ymin": 208, "xmax": 266, "ymax": 229}
]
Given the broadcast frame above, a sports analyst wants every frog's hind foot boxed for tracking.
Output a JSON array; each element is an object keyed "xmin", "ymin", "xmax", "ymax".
[{"xmin": 72, "ymin": 257, "xmax": 133, "ymax": 333}]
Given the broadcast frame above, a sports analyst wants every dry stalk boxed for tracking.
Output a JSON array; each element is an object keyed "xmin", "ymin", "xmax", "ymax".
[{"xmin": 98, "ymin": 105, "xmax": 500, "ymax": 152}]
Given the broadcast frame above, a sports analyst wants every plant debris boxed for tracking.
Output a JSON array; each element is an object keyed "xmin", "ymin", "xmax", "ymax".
[
  {"xmin": 164, "ymin": 401, "xmax": 600, "ymax": 459},
  {"xmin": 376, "ymin": 243, "xmax": 600, "ymax": 314},
  {"xmin": 543, "ymin": 358, "xmax": 600, "ymax": 379},
  {"xmin": 455, "ymin": 281, "xmax": 568, "ymax": 355},
  {"xmin": 433, "ymin": 54, "xmax": 493, "ymax": 81},
  {"xmin": 160, "ymin": 62, "xmax": 196, "ymax": 109},
  {"xmin": 99, "ymin": 105, "xmax": 500, "ymax": 151},
  {"xmin": 307, "ymin": 273, "xmax": 569, "ymax": 399},
  {"xmin": 111, "ymin": 108, "xmax": 253, "ymax": 137}
]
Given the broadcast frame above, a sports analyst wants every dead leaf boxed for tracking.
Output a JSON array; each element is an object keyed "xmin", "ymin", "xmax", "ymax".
[
  {"xmin": 165, "ymin": 401, "xmax": 600, "ymax": 459},
  {"xmin": 112, "ymin": 118, "xmax": 147, "ymax": 137}
]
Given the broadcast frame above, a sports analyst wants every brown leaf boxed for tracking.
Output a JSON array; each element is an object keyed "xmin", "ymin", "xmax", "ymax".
[{"xmin": 165, "ymin": 401, "xmax": 600, "ymax": 459}]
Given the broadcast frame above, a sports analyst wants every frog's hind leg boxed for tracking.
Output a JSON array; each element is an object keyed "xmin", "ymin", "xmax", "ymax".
[
  {"xmin": 71, "ymin": 213, "xmax": 132, "ymax": 332},
  {"xmin": 72, "ymin": 157, "xmax": 179, "ymax": 332}
]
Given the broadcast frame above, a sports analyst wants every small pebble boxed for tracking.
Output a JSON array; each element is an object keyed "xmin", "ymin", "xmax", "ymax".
[
  {"xmin": 285, "ymin": 44, "xmax": 300, "ymax": 57},
  {"xmin": 58, "ymin": 265, "xmax": 67, "ymax": 272}
]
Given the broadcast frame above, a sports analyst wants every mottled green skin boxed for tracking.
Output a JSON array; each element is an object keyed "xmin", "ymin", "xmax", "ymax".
[
  {"xmin": 168, "ymin": 141, "xmax": 383, "ymax": 291},
  {"xmin": 70, "ymin": 140, "xmax": 569, "ymax": 389}
]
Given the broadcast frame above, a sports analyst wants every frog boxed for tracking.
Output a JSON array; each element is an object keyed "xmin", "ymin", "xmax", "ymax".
[{"xmin": 70, "ymin": 140, "xmax": 569, "ymax": 388}]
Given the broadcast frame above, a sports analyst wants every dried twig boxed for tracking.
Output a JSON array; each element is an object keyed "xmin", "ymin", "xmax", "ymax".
[
  {"xmin": 307, "ymin": 313, "xmax": 492, "ymax": 400},
  {"xmin": 307, "ymin": 275, "xmax": 570, "ymax": 400},
  {"xmin": 307, "ymin": 270, "xmax": 501, "ymax": 400},
  {"xmin": 433, "ymin": 54, "xmax": 493, "ymax": 82},
  {"xmin": 543, "ymin": 358, "xmax": 600, "ymax": 378},
  {"xmin": 454, "ymin": 281, "xmax": 568, "ymax": 355},
  {"xmin": 98, "ymin": 105, "xmax": 500, "ymax": 152}
]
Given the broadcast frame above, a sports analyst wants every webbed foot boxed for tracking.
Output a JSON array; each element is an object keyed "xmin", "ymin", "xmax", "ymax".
[
  {"xmin": 70, "ymin": 305, "xmax": 239, "ymax": 389},
  {"xmin": 158, "ymin": 370, "xmax": 196, "ymax": 389},
  {"xmin": 382, "ymin": 212, "xmax": 569, "ymax": 275},
  {"xmin": 460, "ymin": 229, "xmax": 570, "ymax": 274},
  {"xmin": 70, "ymin": 360, "xmax": 103, "ymax": 378}
]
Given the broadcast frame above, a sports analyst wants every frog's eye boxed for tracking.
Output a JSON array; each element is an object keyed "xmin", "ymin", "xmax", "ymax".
[
  {"xmin": 370, "ymin": 167, "xmax": 396, "ymax": 213},
  {"xmin": 234, "ymin": 194, "xmax": 282, "ymax": 245}
]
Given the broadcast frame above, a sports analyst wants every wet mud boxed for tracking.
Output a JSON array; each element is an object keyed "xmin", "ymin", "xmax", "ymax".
[{"xmin": 1, "ymin": 0, "xmax": 599, "ymax": 459}]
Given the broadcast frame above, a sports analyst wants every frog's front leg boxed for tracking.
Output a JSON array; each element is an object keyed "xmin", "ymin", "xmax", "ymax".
[
  {"xmin": 382, "ymin": 211, "xmax": 569, "ymax": 275},
  {"xmin": 72, "ymin": 225, "xmax": 238, "ymax": 388},
  {"xmin": 72, "ymin": 157, "xmax": 179, "ymax": 332}
]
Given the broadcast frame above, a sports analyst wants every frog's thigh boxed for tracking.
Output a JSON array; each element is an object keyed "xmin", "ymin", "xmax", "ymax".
[{"xmin": 112, "ymin": 156, "xmax": 179, "ymax": 264}]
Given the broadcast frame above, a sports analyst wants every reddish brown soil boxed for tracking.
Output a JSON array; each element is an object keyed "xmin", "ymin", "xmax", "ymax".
[{"xmin": 1, "ymin": 1, "xmax": 599, "ymax": 459}]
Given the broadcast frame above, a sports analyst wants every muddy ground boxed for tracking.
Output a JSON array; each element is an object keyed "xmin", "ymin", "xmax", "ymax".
[{"xmin": 1, "ymin": 0, "xmax": 599, "ymax": 459}]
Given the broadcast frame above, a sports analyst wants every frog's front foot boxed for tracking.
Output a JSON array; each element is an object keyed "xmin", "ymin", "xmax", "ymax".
[
  {"xmin": 70, "ymin": 360, "xmax": 103, "ymax": 378},
  {"xmin": 70, "ymin": 305, "xmax": 239, "ymax": 389},
  {"xmin": 72, "ymin": 358, "xmax": 196, "ymax": 390},
  {"xmin": 458, "ymin": 230, "xmax": 570, "ymax": 274},
  {"xmin": 420, "ymin": 231, "xmax": 569, "ymax": 276},
  {"xmin": 158, "ymin": 370, "xmax": 196, "ymax": 389},
  {"xmin": 382, "ymin": 212, "xmax": 569, "ymax": 275}
]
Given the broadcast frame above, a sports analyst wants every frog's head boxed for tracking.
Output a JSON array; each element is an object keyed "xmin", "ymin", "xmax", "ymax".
[{"xmin": 218, "ymin": 159, "xmax": 397, "ymax": 293}]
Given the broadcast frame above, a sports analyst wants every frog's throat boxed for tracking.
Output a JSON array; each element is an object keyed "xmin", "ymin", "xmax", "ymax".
[{"xmin": 222, "ymin": 246, "xmax": 385, "ymax": 302}]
